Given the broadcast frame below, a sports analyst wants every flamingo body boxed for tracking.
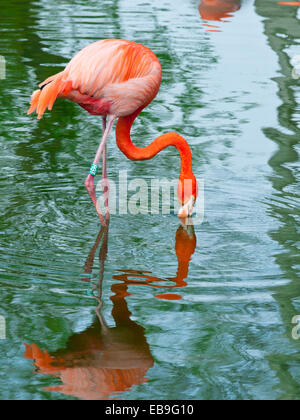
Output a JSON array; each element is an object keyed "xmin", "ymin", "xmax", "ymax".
[
  {"xmin": 28, "ymin": 39, "xmax": 197, "ymax": 222},
  {"xmin": 29, "ymin": 39, "xmax": 162, "ymax": 119}
]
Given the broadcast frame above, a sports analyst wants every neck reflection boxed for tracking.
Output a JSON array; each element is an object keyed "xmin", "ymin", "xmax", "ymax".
[
  {"xmin": 24, "ymin": 222, "xmax": 196, "ymax": 400},
  {"xmin": 114, "ymin": 224, "xmax": 196, "ymax": 301}
]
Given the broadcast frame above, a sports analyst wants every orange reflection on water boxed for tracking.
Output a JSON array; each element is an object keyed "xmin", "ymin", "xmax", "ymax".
[
  {"xmin": 25, "ymin": 273, "xmax": 153, "ymax": 397},
  {"xmin": 24, "ymin": 223, "xmax": 196, "ymax": 400},
  {"xmin": 114, "ymin": 225, "xmax": 196, "ymax": 301},
  {"xmin": 24, "ymin": 281, "xmax": 153, "ymax": 400},
  {"xmin": 277, "ymin": 1, "xmax": 300, "ymax": 6},
  {"xmin": 277, "ymin": 2, "xmax": 300, "ymax": 5},
  {"xmin": 199, "ymin": 0, "xmax": 241, "ymax": 32}
]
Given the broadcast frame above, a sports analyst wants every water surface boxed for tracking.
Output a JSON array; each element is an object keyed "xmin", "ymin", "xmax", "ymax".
[{"xmin": 0, "ymin": 0, "xmax": 300, "ymax": 400}]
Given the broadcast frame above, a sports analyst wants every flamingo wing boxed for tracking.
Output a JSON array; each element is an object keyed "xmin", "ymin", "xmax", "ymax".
[{"xmin": 28, "ymin": 39, "xmax": 162, "ymax": 119}]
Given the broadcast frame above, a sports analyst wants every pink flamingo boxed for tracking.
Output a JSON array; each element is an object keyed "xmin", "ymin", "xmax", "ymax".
[{"xmin": 28, "ymin": 39, "xmax": 198, "ymax": 225}]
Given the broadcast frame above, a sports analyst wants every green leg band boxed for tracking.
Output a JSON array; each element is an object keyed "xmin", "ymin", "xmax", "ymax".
[{"xmin": 89, "ymin": 163, "xmax": 98, "ymax": 176}]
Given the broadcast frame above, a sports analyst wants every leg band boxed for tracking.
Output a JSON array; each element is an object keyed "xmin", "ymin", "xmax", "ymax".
[{"xmin": 89, "ymin": 163, "xmax": 98, "ymax": 176}]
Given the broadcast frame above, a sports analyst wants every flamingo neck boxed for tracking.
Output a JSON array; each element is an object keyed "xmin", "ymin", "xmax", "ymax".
[{"xmin": 115, "ymin": 109, "xmax": 194, "ymax": 178}]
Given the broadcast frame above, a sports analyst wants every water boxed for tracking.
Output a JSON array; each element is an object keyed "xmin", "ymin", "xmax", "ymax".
[{"xmin": 0, "ymin": 0, "xmax": 300, "ymax": 400}]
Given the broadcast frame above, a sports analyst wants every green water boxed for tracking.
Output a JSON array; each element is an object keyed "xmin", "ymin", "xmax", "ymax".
[{"xmin": 0, "ymin": 0, "xmax": 300, "ymax": 400}]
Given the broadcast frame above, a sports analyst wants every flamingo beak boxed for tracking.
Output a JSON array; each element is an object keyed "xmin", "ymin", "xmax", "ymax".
[{"xmin": 178, "ymin": 196, "xmax": 195, "ymax": 219}]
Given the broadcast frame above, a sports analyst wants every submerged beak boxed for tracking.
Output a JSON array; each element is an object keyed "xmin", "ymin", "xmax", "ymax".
[{"xmin": 178, "ymin": 196, "xmax": 195, "ymax": 219}]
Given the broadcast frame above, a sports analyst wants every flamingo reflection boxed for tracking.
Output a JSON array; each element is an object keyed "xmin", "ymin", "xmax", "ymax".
[
  {"xmin": 115, "ymin": 225, "xmax": 196, "ymax": 301},
  {"xmin": 199, "ymin": 0, "xmax": 241, "ymax": 31},
  {"xmin": 24, "ymin": 223, "xmax": 196, "ymax": 400}
]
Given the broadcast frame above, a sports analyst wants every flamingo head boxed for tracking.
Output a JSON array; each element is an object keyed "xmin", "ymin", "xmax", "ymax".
[{"xmin": 177, "ymin": 174, "xmax": 198, "ymax": 219}]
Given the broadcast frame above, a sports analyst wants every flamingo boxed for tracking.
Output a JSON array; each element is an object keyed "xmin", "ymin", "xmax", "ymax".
[{"xmin": 28, "ymin": 39, "xmax": 198, "ymax": 225}]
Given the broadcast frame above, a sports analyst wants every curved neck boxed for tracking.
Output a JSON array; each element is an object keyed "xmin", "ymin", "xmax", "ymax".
[{"xmin": 115, "ymin": 109, "xmax": 194, "ymax": 177}]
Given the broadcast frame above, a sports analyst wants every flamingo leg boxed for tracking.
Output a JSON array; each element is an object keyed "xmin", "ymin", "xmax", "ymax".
[
  {"xmin": 102, "ymin": 143, "xmax": 110, "ymax": 220},
  {"xmin": 101, "ymin": 118, "xmax": 110, "ymax": 221},
  {"xmin": 85, "ymin": 115, "xmax": 116, "ymax": 225}
]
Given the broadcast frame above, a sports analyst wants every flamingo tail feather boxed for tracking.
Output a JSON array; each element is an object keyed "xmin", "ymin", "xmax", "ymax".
[{"xmin": 27, "ymin": 72, "xmax": 72, "ymax": 119}]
